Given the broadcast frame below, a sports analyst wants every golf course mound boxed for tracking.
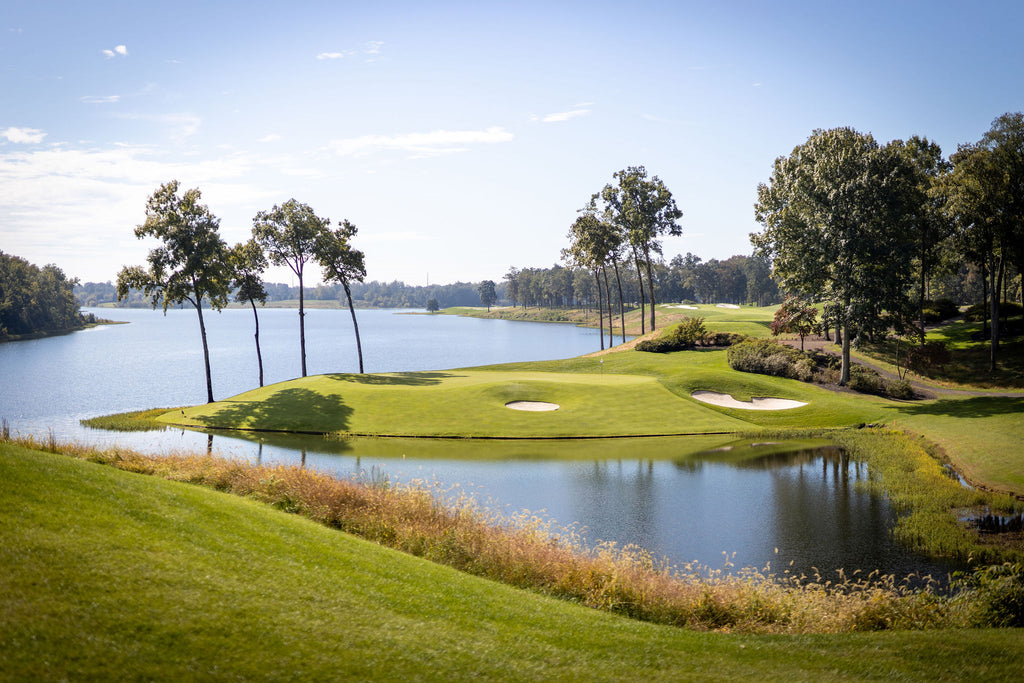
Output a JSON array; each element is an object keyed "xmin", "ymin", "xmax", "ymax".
[{"xmin": 691, "ymin": 390, "xmax": 807, "ymax": 411}]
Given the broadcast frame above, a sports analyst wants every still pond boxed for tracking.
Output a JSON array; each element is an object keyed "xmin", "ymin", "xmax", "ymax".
[{"xmin": 0, "ymin": 306, "xmax": 961, "ymax": 581}]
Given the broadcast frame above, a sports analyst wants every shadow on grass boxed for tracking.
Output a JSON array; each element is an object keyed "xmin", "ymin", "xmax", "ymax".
[
  {"xmin": 191, "ymin": 388, "xmax": 353, "ymax": 432},
  {"xmin": 323, "ymin": 371, "xmax": 457, "ymax": 386},
  {"xmin": 892, "ymin": 395, "xmax": 1024, "ymax": 419}
]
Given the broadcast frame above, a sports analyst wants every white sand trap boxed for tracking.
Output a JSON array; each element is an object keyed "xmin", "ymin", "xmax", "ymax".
[
  {"xmin": 691, "ymin": 391, "xmax": 807, "ymax": 411},
  {"xmin": 715, "ymin": 303, "xmax": 741, "ymax": 309},
  {"xmin": 506, "ymin": 401, "xmax": 560, "ymax": 412},
  {"xmin": 666, "ymin": 304, "xmax": 699, "ymax": 309}
]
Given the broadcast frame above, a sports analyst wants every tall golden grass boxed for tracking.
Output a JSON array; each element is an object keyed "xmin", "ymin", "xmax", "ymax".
[{"xmin": 2, "ymin": 431, "xmax": 1007, "ymax": 634}]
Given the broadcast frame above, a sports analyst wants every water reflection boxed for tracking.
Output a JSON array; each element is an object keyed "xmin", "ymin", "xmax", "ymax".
[{"xmin": 164, "ymin": 429, "xmax": 963, "ymax": 582}]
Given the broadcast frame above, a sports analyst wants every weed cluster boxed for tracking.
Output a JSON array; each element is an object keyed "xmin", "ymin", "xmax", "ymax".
[{"xmin": 5, "ymin": 430, "xmax": 1022, "ymax": 633}]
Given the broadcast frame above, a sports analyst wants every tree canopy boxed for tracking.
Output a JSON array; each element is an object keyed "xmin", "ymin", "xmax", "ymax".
[
  {"xmin": 116, "ymin": 180, "xmax": 231, "ymax": 403},
  {"xmin": 253, "ymin": 199, "xmax": 330, "ymax": 377},
  {"xmin": 0, "ymin": 252, "xmax": 85, "ymax": 338},
  {"xmin": 752, "ymin": 128, "xmax": 919, "ymax": 383}
]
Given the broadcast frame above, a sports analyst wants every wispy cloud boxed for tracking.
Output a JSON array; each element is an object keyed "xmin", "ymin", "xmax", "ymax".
[
  {"xmin": 102, "ymin": 44, "xmax": 128, "ymax": 58},
  {"xmin": 533, "ymin": 108, "xmax": 591, "ymax": 123},
  {"xmin": 318, "ymin": 41, "xmax": 384, "ymax": 61},
  {"xmin": 2, "ymin": 127, "xmax": 46, "ymax": 144},
  {"xmin": 80, "ymin": 95, "xmax": 121, "ymax": 105},
  {"xmin": 330, "ymin": 127, "xmax": 514, "ymax": 158},
  {"xmin": 115, "ymin": 112, "xmax": 202, "ymax": 141},
  {"xmin": 258, "ymin": 133, "xmax": 282, "ymax": 143}
]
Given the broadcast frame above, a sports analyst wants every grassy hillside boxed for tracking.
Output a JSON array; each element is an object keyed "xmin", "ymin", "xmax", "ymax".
[{"xmin": 3, "ymin": 443, "xmax": 1023, "ymax": 681}]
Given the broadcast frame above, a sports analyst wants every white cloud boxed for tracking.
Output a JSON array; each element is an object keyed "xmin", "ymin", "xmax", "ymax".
[
  {"xmin": 258, "ymin": 134, "xmax": 282, "ymax": 143},
  {"xmin": 539, "ymin": 109, "xmax": 590, "ymax": 123},
  {"xmin": 317, "ymin": 51, "xmax": 352, "ymax": 60},
  {"xmin": 2, "ymin": 127, "xmax": 46, "ymax": 144},
  {"xmin": 80, "ymin": 95, "xmax": 121, "ymax": 104},
  {"xmin": 330, "ymin": 127, "xmax": 514, "ymax": 158},
  {"xmin": 102, "ymin": 44, "xmax": 128, "ymax": 58}
]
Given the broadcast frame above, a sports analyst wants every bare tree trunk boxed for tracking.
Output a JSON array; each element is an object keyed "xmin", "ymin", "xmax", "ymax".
[
  {"xmin": 594, "ymin": 269, "xmax": 605, "ymax": 350},
  {"xmin": 192, "ymin": 295, "xmax": 215, "ymax": 403},
  {"xmin": 249, "ymin": 298, "xmax": 264, "ymax": 387},
  {"xmin": 644, "ymin": 248, "xmax": 657, "ymax": 331},
  {"xmin": 839, "ymin": 297, "xmax": 851, "ymax": 385},
  {"xmin": 298, "ymin": 268, "xmax": 307, "ymax": 377},
  {"xmin": 631, "ymin": 246, "xmax": 646, "ymax": 335},
  {"xmin": 343, "ymin": 281, "xmax": 364, "ymax": 374},
  {"xmin": 990, "ymin": 252, "xmax": 1003, "ymax": 373},
  {"xmin": 602, "ymin": 267, "xmax": 614, "ymax": 347},
  {"xmin": 611, "ymin": 257, "xmax": 627, "ymax": 344}
]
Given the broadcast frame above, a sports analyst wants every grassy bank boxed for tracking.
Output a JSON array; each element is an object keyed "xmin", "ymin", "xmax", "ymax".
[{"xmin": 3, "ymin": 440, "xmax": 1024, "ymax": 681}]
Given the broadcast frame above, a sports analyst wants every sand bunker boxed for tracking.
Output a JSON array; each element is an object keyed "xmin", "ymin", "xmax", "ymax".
[
  {"xmin": 715, "ymin": 303, "xmax": 740, "ymax": 309},
  {"xmin": 691, "ymin": 391, "xmax": 807, "ymax": 411},
  {"xmin": 506, "ymin": 401, "xmax": 560, "ymax": 412},
  {"xmin": 666, "ymin": 304, "xmax": 699, "ymax": 310}
]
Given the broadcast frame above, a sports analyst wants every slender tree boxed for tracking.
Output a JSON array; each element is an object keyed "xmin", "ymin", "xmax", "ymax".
[
  {"xmin": 599, "ymin": 166, "xmax": 683, "ymax": 331},
  {"xmin": 229, "ymin": 239, "xmax": 268, "ymax": 387},
  {"xmin": 316, "ymin": 220, "xmax": 367, "ymax": 373},
  {"xmin": 116, "ymin": 181, "xmax": 231, "ymax": 403},
  {"xmin": 253, "ymin": 199, "xmax": 330, "ymax": 377}
]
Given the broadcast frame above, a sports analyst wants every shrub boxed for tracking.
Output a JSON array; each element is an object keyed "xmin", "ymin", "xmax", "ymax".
[
  {"xmin": 636, "ymin": 317, "xmax": 709, "ymax": 353},
  {"xmin": 846, "ymin": 365, "xmax": 887, "ymax": 396},
  {"xmin": 921, "ymin": 298, "xmax": 959, "ymax": 323},
  {"xmin": 964, "ymin": 301, "xmax": 1023, "ymax": 322},
  {"xmin": 953, "ymin": 563, "xmax": 1024, "ymax": 627},
  {"xmin": 727, "ymin": 339, "xmax": 803, "ymax": 378}
]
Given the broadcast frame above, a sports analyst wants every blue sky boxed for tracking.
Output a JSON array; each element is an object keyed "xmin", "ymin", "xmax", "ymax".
[{"xmin": 2, "ymin": 1, "xmax": 1023, "ymax": 286}]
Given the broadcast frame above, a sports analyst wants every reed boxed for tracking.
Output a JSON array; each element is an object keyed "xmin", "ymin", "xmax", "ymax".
[{"xmin": 5, "ymin": 430, "xmax": 1020, "ymax": 633}]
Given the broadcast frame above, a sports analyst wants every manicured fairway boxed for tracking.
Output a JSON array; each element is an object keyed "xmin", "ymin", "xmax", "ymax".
[{"xmin": 161, "ymin": 370, "xmax": 752, "ymax": 437}]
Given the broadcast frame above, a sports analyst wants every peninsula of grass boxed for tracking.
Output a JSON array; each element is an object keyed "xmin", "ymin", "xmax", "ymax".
[
  {"xmin": 4, "ymin": 440, "xmax": 1024, "ymax": 681},
  {"xmin": 156, "ymin": 349, "xmax": 890, "ymax": 439}
]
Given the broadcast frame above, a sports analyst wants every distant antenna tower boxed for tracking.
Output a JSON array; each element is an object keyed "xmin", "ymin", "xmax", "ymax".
[{"xmin": 426, "ymin": 272, "xmax": 429, "ymax": 286}]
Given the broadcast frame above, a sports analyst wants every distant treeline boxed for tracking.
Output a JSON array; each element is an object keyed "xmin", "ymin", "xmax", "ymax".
[
  {"xmin": 1, "ymin": 252, "xmax": 95, "ymax": 339},
  {"xmin": 76, "ymin": 279, "xmax": 493, "ymax": 310},
  {"xmin": 75, "ymin": 250, "xmax": 992, "ymax": 312}
]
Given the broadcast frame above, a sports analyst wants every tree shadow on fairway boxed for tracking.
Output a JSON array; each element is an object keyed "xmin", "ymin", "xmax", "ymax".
[
  {"xmin": 323, "ymin": 371, "xmax": 458, "ymax": 386},
  {"xmin": 190, "ymin": 387, "xmax": 352, "ymax": 433},
  {"xmin": 892, "ymin": 395, "xmax": 1024, "ymax": 419}
]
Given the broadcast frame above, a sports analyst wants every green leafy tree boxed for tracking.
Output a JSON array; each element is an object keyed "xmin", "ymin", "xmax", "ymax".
[
  {"xmin": 425, "ymin": 297, "xmax": 440, "ymax": 313},
  {"xmin": 116, "ymin": 181, "xmax": 231, "ymax": 403},
  {"xmin": 600, "ymin": 166, "xmax": 683, "ymax": 332},
  {"xmin": 770, "ymin": 296, "xmax": 819, "ymax": 352},
  {"xmin": 752, "ymin": 128, "xmax": 918, "ymax": 384},
  {"xmin": 253, "ymin": 199, "xmax": 330, "ymax": 377},
  {"xmin": 938, "ymin": 112, "xmax": 1024, "ymax": 371},
  {"xmin": 0, "ymin": 252, "xmax": 84, "ymax": 337},
  {"xmin": 316, "ymin": 220, "xmax": 367, "ymax": 373},
  {"xmin": 477, "ymin": 280, "xmax": 497, "ymax": 311},
  {"xmin": 229, "ymin": 239, "xmax": 268, "ymax": 387}
]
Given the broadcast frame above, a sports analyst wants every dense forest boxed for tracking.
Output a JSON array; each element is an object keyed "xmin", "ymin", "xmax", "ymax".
[{"xmin": 0, "ymin": 251, "xmax": 95, "ymax": 339}]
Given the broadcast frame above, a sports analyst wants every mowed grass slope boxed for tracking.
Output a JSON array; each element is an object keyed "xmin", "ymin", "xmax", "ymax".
[{"xmin": 4, "ymin": 444, "xmax": 1023, "ymax": 681}]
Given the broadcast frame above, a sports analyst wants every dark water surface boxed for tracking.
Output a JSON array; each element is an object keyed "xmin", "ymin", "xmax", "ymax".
[{"xmin": 0, "ymin": 307, "xmax": 961, "ymax": 580}]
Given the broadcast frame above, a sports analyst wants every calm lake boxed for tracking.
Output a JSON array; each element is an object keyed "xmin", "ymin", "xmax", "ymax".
[{"xmin": 0, "ymin": 306, "xmax": 960, "ymax": 581}]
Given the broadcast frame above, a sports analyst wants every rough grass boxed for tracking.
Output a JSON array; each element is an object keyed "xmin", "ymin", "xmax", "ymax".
[
  {"xmin": 5, "ymin": 441, "xmax": 1024, "ymax": 681},
  {"xmin": 4, "ymin": 435, "xmax": 1020, "ymax": 639}
]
